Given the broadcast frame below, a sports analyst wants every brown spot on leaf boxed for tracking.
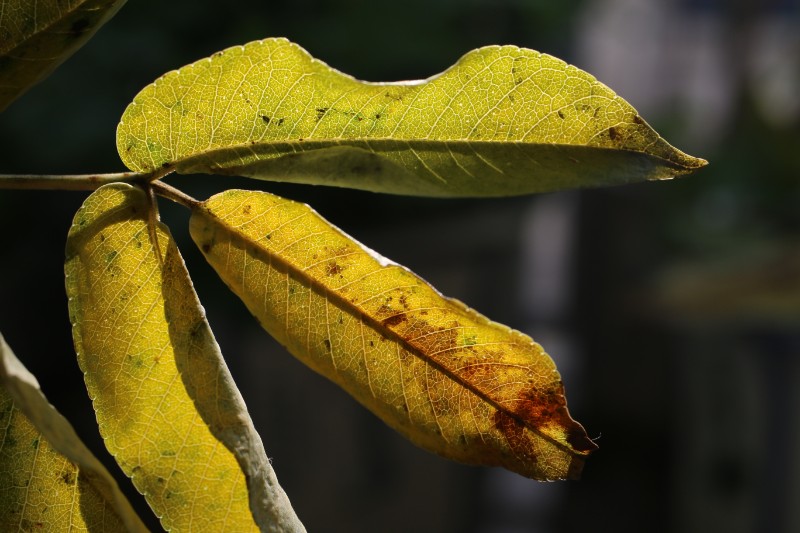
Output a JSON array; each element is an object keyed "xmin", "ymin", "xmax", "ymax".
[
  {"xmin": 492, "ymin": 411, "xmax": 537, "ymax": 463},
  {"xmin": 509, "ymin": 385, "xmax": 597, "ymax": 454},
  {"xmin": 608, "ymin": 126, "xmax": 619, "ymax": 141},
  {"xmin": 382, "ymin": 312, "xmax": 407, "ymax": 327},
  {"xmin": 242, "ymin": 204, "xmax": 252, "ymax": 215},
  {"xmin": 325, "ymin": 261, "xmax": 344, "ymax": 276},
  {"xmin": 405, "ymin": 320, "xmax": 460, "ymax": 357}
]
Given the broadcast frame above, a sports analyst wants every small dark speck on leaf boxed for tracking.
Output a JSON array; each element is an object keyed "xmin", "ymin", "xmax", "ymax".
[
  {"xmin": 608, "ymin": 127, "xmax": 619, "ymax": 141},
  {"xmin": 201, "ymin": 244, "xmax": 211, "ymax": 253},
  {"xmin": 70, "ymin": 18, "xmax": 90, "ymax": 35},
  {"xmin": 558, "ymin": 111, "xmax": 565, "ymax": 119},
  {"xmin": 316, "ymin": 108, "xmax": 328, "ymax": 121},
  {"xmin": 261, "ymin": 115, "xmax": 271, "ymax": 124}
]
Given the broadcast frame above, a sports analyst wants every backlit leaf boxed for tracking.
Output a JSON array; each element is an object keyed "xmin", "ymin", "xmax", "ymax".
[
  {"xmin": 0, "ymin": 0, "xmax": 127, "ymax": 111},
  {"xmin": 0, "ymin": 332, "xmax": 148, "ymax": 532},
  {"xmin": 118, "ymin": 38, "xmax": 705, "ymax": 197},
  {"xmin": 65, "ymin": 184, "xmax": 304, "ymax": 532},
  {"xmin": 190, "ymin": 189, "xmax": 597, "ymax": 480}
]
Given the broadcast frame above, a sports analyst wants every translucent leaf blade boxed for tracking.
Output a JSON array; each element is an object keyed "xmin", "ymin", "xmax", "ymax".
[
  {"xmin": 190, "ymin": 189, "xmax": 596, "ymax": 480},
  {"xmin": 0, "ymin": 332, "xmax": 148, "ymax": 532},
  {"xmin": 0, "ymin": 0, "xmax": 127, "ymax": 111},
  {"xmin": 65, "ymin": 184, "xmax": 304, "ymax": 532},
  {"xmin": 118, "ymin": 38, "xmax": 705, "ymax": 197}
]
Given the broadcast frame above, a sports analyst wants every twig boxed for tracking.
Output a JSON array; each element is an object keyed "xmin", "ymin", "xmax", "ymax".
[
  {"xmin": 150, "ymin": 180, "xmax": 201, "ymax": 209},
  {"xmin": 0, "ymin": 172, "xmax": 144, "ymax": 190}
]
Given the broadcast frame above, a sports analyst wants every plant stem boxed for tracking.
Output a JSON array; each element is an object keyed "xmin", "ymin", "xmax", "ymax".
[
  {"xmin": 151, "ymin": 180, "xmax": 201, "ymax": 209},
  {"xmin": 0, "ymin": 172, "xmax": 144, "ymax": 190}
]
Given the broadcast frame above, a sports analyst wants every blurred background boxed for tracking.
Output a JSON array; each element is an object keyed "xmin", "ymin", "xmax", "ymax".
[{"xmin": 1, "ymin": 0, "xmax": 798, "ymax": 531}]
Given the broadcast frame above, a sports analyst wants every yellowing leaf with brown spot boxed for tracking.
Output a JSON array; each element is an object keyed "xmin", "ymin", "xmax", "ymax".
[
  {"xmin": 0, "ymin": 332, "xmax": 148, "ymax": 532},
  {"xmin": 117, "ymin": 38, "xmax": 705, "ymax": 197},
  {"xmin": 190, "ymin": 189, "xmax": 596, "ymax": 480},
  {"xmin": 65, "ymin": 184, "xmax": 304, "ymax": 532},
  {"xmin": 0, "ymin": 0, "xmax": 127, "ymax": 111}
]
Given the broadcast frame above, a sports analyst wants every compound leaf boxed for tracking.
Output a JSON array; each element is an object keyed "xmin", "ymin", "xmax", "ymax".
[
  {"xmin": 65, "ymin": 184, "xmax": 304, "ymax": 532},
  {"xmin": 0, "ymin": 332, "xmax": 148, "ymax": 532},
  {"xmin": 118, "ymin": 38, "xmax": 705, "ymax": 197},
  {"xmin": 0, "ymin": 0, "xmax": 127, "ymax": 111},
  {"xmin": 190, "ymin": 189, "xmax": 597, "ymax": 480}
]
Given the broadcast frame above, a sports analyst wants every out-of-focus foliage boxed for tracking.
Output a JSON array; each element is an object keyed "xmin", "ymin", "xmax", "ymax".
[{"xmin": 0, "ymin": 0, "xmax": 126, "ymax": 111}]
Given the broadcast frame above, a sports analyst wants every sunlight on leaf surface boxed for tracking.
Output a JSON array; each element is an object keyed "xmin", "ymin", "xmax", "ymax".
[
  {"xmin": 118, "ymin": 38, "xmax": 705, "ymax": 197},
  {"xmin": 65, "ymin": 184, "xmax": 304, "ymax": 532},
  {"xmin": 0, "ymin": 0, "xmax": 126, "ymax": 111},
  {"xmin": 190, "ymin": 189, "xmax": 596, "ymax": 480},
  {"xmin": 0, "ymin": 332, "xmax": 147, "ymax": 532}
]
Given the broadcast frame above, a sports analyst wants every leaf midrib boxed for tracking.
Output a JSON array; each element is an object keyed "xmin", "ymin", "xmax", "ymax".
[{"xmin": 165, "ymin": 138, "xmax": 704, "ymax": 175}]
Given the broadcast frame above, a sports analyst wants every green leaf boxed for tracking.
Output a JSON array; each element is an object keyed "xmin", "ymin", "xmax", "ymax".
[
  {"xmin": 0, "ymin": 332, "xmax": 148, "ymax": 532},
  {"xmin": 0, "ymin": 0, "xmax": 126, "ymax": 111},
  {"xmin": 190, "ymin": 189, "xmax": 596, "ymax": 480},
  {"xmin": 65, "ymin": 184, "xmax": 304, "ymax": 532},
  {"xmin": 118, "ymin": 37, "xmax": 706, "ymax": 197}
]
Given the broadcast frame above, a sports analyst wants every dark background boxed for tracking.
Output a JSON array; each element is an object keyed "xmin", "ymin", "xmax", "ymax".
[{"xmin": 1, "ymin": 0, "xmax": 799, "ymax": 531}]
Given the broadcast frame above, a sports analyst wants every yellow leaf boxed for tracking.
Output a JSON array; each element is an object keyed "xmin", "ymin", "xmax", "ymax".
[
  {"xmin": 190, "ymin": 189, "xmax": 596, "ymax": 480},
  {"xmin": 65, "ymin": 184, "xmax": 304, "ymax": 532},
  {"xmin": 117, "ymin": 38, "xmax": 706, "ymax": 197},
  {"xmin": 0, "ymin": 332, "xmax": 148, "ymax": 532},
  {"xmin": 0, "ymin": 0, "xmax": 127, "ymax": 111}
]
